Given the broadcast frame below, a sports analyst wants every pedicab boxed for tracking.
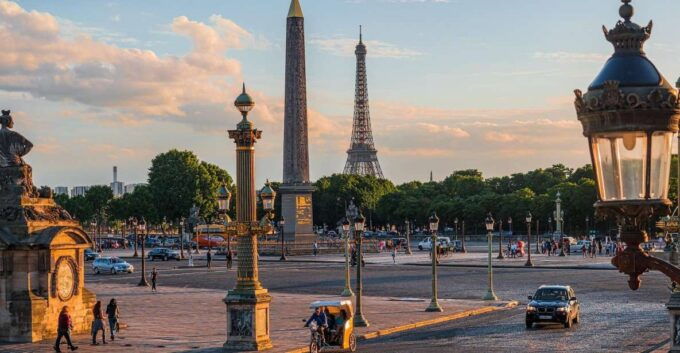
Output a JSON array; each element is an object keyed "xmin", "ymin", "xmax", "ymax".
[{"xmin": 305, "ymin": 300, "xmax": 357, "ymax": 353}]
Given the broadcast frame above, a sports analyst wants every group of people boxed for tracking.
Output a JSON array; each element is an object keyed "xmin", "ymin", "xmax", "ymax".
[
  {"xmin": 54, "ymin": 299, "xmax": 120, "ymax": 352},
  {"xmin": 304, "ymin": 306, "xmax": 348, "ymax": 347},
  {"xmin": 506, "ymin": 240, "xmax": 525, "ymax": 258}
]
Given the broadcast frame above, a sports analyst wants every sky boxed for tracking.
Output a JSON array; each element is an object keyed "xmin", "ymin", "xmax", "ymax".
[{"xmin": 2, "ymin": 0, "xmax": 680, "ymax": 189}]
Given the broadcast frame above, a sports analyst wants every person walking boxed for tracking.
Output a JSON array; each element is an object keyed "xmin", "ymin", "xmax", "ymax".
[
  {"xmin": 54, "ymin": 306, "xmax": 78, "ymax": 352},
  {"xmin": 581, "ymin": 243, "xmax": 587, "ymax": 258},
  {"xmin": 91, "ymin": 301, "xmax": 106, "ymax": 345},
  {"xmin": 226, "ymin": 249, "xmax": 233, "ymax": 270},
  {"xmin": 151, "ymin": 267, "xmax": 158, "ymax": 293},
  {"xmin": 106, "ymin": 299, "xmax": 119, "ymax": 341},
  {"xmin": 392, "ymin": 246, "xmax": 397, "ymax": 264},
  {"xmin": 313, "ymin": 241, "xmax": 318, "ymax": 256},
  {"xmin": 206, "ymin": 250, "xmax": 212, "ymax": 270}
]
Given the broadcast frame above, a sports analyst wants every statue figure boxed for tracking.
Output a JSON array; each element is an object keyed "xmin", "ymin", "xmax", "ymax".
[{"xmin": 0, "ymin": 110, "xmax": 33, "ymax": 167}]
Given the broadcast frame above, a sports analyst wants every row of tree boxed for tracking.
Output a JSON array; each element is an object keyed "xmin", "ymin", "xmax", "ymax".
[
  {"xmin": 55, "ymin": 149, "xmax": 680, "ymax": 237},
  {"xmin": 56, "ymin": 149, "xmax": 234, "ymax": 233}
]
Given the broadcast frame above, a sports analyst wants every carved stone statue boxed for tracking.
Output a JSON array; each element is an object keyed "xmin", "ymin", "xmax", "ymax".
[{"xmin": 0, "ymin": 110, "xmax": 33, "ymax": 167}]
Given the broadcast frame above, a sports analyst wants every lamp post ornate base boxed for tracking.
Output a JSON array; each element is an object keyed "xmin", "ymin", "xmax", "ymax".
[
  {"xmin": 483, "ymin": 290, "xmax": 498, "ymax": 301},
  {"xmin": 223, "ymin": 289, "xmax": 273, "ymax": 352},
  {"xmin": 426, "ymin": 299, "xmax": 443, "ymax": 312}
]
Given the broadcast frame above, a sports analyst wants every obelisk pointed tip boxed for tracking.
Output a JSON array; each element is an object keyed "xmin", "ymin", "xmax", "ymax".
[{"xmin": 288, "ymin": 0, "xmax": 303, "ymax": 18}]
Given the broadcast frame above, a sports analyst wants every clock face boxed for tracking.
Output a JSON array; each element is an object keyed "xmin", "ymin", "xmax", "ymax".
[{"xmin": 55, "ymin": 258, "xmax": 76, "ymax": 301}]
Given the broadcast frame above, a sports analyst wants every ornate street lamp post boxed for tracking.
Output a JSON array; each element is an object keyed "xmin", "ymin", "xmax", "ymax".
[
  {"xmin": 405, "ymin": 219, "xmax": 413, "ymax": 255},
  {"xmin": 130, "ymin": 217, "xmax": 138, "ymax": 257},
  {"xmin": 483, "ymin": 213, "xmax": 498, "ymax": 301},
  {"xmin": 497, "ymin": 217, "xmax": 504, "ymax": 260},
  {"xmin": 279, "ymin": 218, "xmax": 286, "ymax": 261},
  {"xmin": 179, "ymin": 218, "xmax": 185, "ymax": 260},
  {"xmin": 426, "ymin": 213, "xmax": 443, "ymax": 312},
  {"xmin": 223, "ymin": 84, "xmax": 273, "ymax": 351},
  {"xmin": 340, "ymin": 217, "xmax": 354, "ymax": 297},
  {"xmin": 137, "ymin": 218, "xmax": 149, "ymax": 287},
  {"xmin": 353, "ymin": 212, "xmax": 370, "ymax": 327},
  {"xmin": 525, "ymin": 212, "xmax": 533, "ymax": 267},
  {"xmin": 217, "ymin": 182, "xmax": 233, "ymax": 261},
  {"xmin": 573, "ymin": 1, "xmax": 680, "ymax": 349},
  {"xmin": 555, "ymin": 193, "xmax": 566, "ymax": 257}
]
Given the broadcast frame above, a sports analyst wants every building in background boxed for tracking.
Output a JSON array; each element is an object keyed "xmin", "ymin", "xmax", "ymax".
[
  {"xmin": 110, "ymin": 166, "xmax": 124, "ymax": 198},
  {"xmin": 124, "ymin": 183, "xmax": 146, "ymax": 194},
  {"xmin": 71, "ymin": 186, "xmax": 91, "ymax": 197},
  {"xmin": 53, "ymin": 186, "xmax": 69, "ymax": 196}
]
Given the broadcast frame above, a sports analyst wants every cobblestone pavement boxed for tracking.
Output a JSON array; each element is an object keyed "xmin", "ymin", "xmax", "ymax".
[{"xmin": 0, "ymin": 283, "xmax": 511, "ymax": 353}]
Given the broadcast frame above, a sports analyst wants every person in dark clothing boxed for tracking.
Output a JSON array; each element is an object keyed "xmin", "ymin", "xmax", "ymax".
[
  {"xmin": 206, "ymin": 250, "xmax": 212, "ymax": 270},
  {"xmin": 151, "ymin": 267, "xmax": 158, "ymax": 293},
  {"xmin": 305, "ymin": 306, "xmax": 328, "ymax": 346},
  {"xmin": 106, "ymin": 299, "xmax": 119, "ymax": 341},
  {"xmin": 54, "ymin": 306, "xmax": 78, "ymax": 352},
  {"xmin": 91, "ymin": 301, "xmax": 106, "ymax": 345}
]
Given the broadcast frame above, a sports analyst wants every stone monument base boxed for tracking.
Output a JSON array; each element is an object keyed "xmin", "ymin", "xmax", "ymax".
[
  {"xmin": 280, "ymin": 184, "xmax": 316, "ymax": 243},
  {"xmin": 223, "ymin": 289, "xmax": 272, "ymax": 351}
]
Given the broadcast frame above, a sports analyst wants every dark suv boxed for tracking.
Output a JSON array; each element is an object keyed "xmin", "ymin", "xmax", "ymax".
[
  {"xmin": 526, "ymin": 285, "xmax": 580, "ymax": 329},
  {"xmin": 148, "ymin": 248, "xmax": 181, "ymax": 261}
]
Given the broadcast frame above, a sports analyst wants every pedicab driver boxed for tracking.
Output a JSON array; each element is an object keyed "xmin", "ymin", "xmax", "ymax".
[{"xmin": 305, "ymin": 306, "xmax": 329, "ymax": 346}]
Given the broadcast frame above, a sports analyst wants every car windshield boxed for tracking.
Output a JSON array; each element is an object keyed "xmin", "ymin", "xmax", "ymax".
[
  {"xmin": 111, "ymin": 258, "xmax": 125, "ymax": 263},
  {"xmin": 533, "ymin": 288, "xmax": 568, "ymax": 301}
]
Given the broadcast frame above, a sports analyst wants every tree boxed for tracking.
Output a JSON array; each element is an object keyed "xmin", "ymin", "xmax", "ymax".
[{"xmin": 85, "ymin": 186, "xmax": 113, "ymax": 224}]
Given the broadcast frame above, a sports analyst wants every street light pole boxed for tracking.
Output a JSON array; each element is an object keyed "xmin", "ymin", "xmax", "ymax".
[
  {"xmin": 405, "ymin": 220, "xmax": 412, "ymax": 255},
  {"xmin": 461, "ymin": 220, "xmax": 466, "ymax": 253},
  {"xmin": 137, "ymin": 218, "xmax": 149, "ymax": 287},
  {"xmin": 484, "ymin": 214, "xmax": 498, "ymax": 301},
  {"xmin": 279, "ymin": 218, "xmax": 287, "ymax": 261},
  {"xmin": 354, "ymin": 213, "xmax": 369, "ymax": 327},
  {"xmin": 426, "ymin": 213, "xmax": 443, "ymax": 312},
  {"xmin": 341, "ymin": 217, "xmax": 354, "ymax": 297},
  {"xmin": 497, "ymin": 218, "xmax": 504, "ymax": 259},
  {"xmin": 525, "ymin": 212, "xmax": 533, "ymax": 267}
]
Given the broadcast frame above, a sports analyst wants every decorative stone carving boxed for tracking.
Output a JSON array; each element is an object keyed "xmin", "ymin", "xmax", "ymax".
[{"xmin": 0, "ymin": 111, "xmax": 33, "ymax": 168}]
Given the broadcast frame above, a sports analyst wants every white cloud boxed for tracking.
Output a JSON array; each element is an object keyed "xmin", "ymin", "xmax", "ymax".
[{"xmin": 533, "ymin": 51, "xmax": 609, "ymax": 63}]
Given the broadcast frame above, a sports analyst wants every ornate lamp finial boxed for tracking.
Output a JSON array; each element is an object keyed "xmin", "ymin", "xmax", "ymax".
[{"xmin": 620, "ymin": 0, "xmax": 633, "ymax": 22}]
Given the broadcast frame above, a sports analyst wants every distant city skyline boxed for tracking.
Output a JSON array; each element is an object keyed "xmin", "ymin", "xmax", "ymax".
[{"xmin": 2, "ymin": 0, "xmax": 680, "ymax": 188}]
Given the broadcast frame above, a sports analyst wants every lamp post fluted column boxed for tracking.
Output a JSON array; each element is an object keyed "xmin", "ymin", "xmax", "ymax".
[
  {"xmin": 405, "ymin": 220, "xmax": 413, "ymax": 255},
  {"xmin": 354, "ymin": 213, "xmax": 369, "ymax": 327},
  {"xmin": 341, "ymin": 217, "xmax": 354, "ymax": 297},
  {"xmin": 484, "ymin": 214, "xmax": 498, "ymax": 301},
  {"xmin": 525, "ymin": 212, "xmax": 533, "ymax": 267},
  {"xmin": 426, "ymin": 213, "xmax": 443, "ymax": 312},
  {"xmin": 223, "ymin": 84, "xmax": 272, "ymax": 351}
]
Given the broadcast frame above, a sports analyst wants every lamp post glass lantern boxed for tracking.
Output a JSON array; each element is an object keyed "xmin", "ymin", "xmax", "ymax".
[
  {"xmin": 341, "ymin": 217, "xmax": 354, "ymax": 297},
  {"xmin": 525, "ymin": 212, "xmax": 533, "ymax": 267},
  {"xmin": 484, "ymin": 214, "xmax": 498, "ymax": 301},
  {"xmin": 354, "ymin": 213, "xmax": 369, "ymax": 327},
  {"xmin": 426, "ymin": 213, "xmax": 443, "ymax": 312}
]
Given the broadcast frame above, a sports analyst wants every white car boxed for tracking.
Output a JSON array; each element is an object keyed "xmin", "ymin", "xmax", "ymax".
[
  {"xmin": 418, "ymin": 237, "xmax": 451, "ymax": 251},
  {"xmin": 570, "ymin": 240, "xmax": 591, "ymax": 253},
  {"xmin": 92, "ymin": 257, "xmax": 134, "ymax": 275}
]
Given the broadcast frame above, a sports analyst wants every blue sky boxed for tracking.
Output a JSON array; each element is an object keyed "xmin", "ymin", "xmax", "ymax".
[{"xmin": 2, "ymin": 0, "xmax": 680, "ymax": 188}]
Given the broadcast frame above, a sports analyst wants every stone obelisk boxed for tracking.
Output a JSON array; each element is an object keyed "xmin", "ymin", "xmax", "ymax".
[{"xmin": 281, "ymin": 0, "xmax": 315, "ymax": 243}]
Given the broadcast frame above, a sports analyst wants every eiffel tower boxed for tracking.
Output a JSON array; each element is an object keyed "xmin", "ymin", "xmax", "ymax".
[{"xmin": 343, "ymin": 27, "xmax": 384, "ymax": 179}]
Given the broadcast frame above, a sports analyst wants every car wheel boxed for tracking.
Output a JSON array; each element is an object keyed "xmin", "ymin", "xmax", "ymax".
[
  {"xmin": 111, "ymin": 268, "xmax": 116, "ymax": 275},
  {"xmin": 564, "ymin": 317, "xmax": 572, "ymax": 329},
  {"xmin": 94, "ymin": 267, "xmax": 100, "ymax": 275},
  {"xmin": 418, "ymin": 246, "xmax": 423, "ymax": 251},
  {"xmin": 348, "ymin": 332, "xmax": 357, "ymax": 352},
  {"xmin": 164, "ymin": 256, "xmax": 168, "ymax": 261}
]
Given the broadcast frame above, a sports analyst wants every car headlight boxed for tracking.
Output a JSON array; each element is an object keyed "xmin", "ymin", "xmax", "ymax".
[
  {"xmin": 526, "ymin": 306, "xmax": 536, "ymax": 312},
  {"xmin": 556, "ymin": 307, "xmax": 568, "ymax": 312}
]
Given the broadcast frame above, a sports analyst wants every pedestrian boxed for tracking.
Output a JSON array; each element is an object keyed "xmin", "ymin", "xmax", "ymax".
[
  {"xmin": 106, "ymin": 298, "xmax": 119, "ymax": 341},
  {"xmin": 226, "ymin": 249, "xmax": 233, "ymax": 270},
  {"xmin": 151, "ymin": 267, "xmax": 158, "ymax": 293},
  {"xmin": 392, "ymin": 246, "xmax": 397, "ymax": 264},
  {"xmin": 313, "ymin": 241, "xmax": 318, "ymax": 256},
  {"xmin": 54, "ymin": 306, "xmax": 78, "ymax": 352},
  {"xmin": 206, "ymin": 250, "xmax": 212, "ymax": 270},
  {"xmin": 582, "ymin": 243, "xmax": 587, "ymax": 258},
  {"xmin": 91, "ymin": 301, "xmax": 106, "ymax": 345},
  {"xmin": 598, "ymin": 239, "xmax": 603, "ymax": 255}
]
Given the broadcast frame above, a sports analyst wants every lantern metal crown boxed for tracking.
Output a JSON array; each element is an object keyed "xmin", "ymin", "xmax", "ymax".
[{"xmin": 574, "ymin": 0, "xmax": 680, "ymax": 222}]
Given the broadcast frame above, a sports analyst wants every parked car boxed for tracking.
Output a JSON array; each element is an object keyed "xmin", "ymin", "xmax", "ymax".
[
  {"xmin": 84, "ymin": 248, "xmax": 100, "ymax": 261},
  {"xmin": 417, "ymin": 237, "xmax": 452, "ymax": 251},
  {"xmin": 148, "ymin": 248, "xmax": 181, "ymax": 261},
  {"xmin": 570, "ymin": 240, "xmax": 591, "ymax": 253},
  {"xmin": 92, "ymin": 257, "xmax": 134, "ymax": 275},
  {"xmin": 526, "ymin": 285, "xmax": 580, "ymax": 329}
]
